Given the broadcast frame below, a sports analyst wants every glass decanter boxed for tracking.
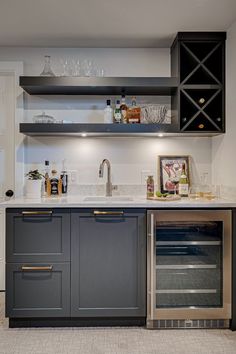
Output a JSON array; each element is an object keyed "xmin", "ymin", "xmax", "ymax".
[{"xmin": 40, "ymin": 55, "xmax": 55, "ymax": 76}]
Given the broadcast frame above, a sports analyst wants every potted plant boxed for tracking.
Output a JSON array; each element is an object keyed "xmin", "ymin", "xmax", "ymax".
[{"xmin": 25, "ymin": 169, "xmax": 44, "ymax": 198}]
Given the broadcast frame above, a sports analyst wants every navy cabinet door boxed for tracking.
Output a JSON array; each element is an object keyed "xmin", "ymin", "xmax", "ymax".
[
  {"xmin": 6, "ymin": 262, "xmax": 70, "ymax": 318},
  {"xmin": 71, "ymin": 209, "xmax": 146, "ymax": 317},
  {"xmin": 6, "ymin": 209, "xmax": 70, "ymax": 263}
]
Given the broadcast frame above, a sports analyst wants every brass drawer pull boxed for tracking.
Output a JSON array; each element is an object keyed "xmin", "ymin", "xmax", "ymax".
[
  {"xmin": 21, "ymin": 266, "xmax": 53, "ymax": 271},
  {"xmin": 22, "ymin": 211, "xmax": 53, "ymax": 216},
  {"xmin": 93, "ymin": 210, "xmax": 124, "ymax": 216}
]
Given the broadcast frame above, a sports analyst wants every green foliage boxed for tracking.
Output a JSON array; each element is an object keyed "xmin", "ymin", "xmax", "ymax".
[
  {"xmin": 25, "ymin": 169, "xmax": 44, "ymax": 180},
  {"xmin": 156, "ymin": 191, "xmax": 169, "ymax": 198}
]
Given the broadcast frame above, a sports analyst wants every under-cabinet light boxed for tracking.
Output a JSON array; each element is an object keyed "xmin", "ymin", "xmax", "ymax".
[
  {"xmin": 158, "ymin": 133, "xmax": 164, "ymax": 137},
  {"xmin": 81, "ymin": 133, "xmax": 87, "ymax": 137}
]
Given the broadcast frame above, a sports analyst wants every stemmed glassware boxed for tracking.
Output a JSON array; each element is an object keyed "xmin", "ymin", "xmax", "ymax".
[
  {"xmin": 169, "ymin": 177, "xmax": 179, "ymax": 195},
  {"xmin": 49, "ymin": 57, "xmax": 105, "ymax": 77},
  {"xmin": 40, "ymin": 56, "xmax": 55, "ymax": 77}
]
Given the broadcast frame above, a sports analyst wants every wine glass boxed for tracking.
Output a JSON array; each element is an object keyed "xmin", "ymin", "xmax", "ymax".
[
  {"xmin": 83, "ymin": 59, "xmax": 93, "ymax": 77},
  {"xmin": 169, "ymin": 177, "xmax": 179, "ymax": 195}
]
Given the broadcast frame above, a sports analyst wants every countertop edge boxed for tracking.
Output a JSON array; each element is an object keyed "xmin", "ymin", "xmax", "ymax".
[{"xmin": 1, "ymin": 197, "xmax": 236, "ymax": 208}]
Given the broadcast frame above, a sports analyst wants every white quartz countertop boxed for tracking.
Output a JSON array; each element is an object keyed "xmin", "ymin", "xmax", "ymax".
[{"xmin": 1, "ymin": 196, "xmax": 236, "ymax": 208}]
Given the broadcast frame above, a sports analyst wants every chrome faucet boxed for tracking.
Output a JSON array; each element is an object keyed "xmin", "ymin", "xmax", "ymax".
[{"xmin": 99, "ymin": 159, "xmax": 116, "ymax": 197}]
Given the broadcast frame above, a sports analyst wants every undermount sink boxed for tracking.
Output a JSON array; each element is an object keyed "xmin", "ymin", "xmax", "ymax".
[{"xmin": 83, "ymin": 196, "xmax": 134, "ymax": 202}]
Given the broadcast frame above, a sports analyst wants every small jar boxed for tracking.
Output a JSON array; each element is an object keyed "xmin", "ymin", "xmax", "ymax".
[{"xmin": 147, "ymin": 176, "xmax": 154, "ymax": 198}]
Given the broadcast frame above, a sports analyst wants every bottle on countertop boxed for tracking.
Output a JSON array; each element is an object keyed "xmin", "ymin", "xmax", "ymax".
[
  {"xmin": 60, "ymin": 159, "xmax": 68, "ymax": 194},
  {"xmin": 104, "ymin": 99, "xmax": 113, "ymax": 123},
  {"xmin": 50, "ymin": 169, "xmax": 62, "ymax": 196},
  {"xmin": 114, "ymin": 100, "xmax": 122, "ymax": 123},
  {"xmin": 127, "ymin": 96, "xmax": 141, "ymax": 123},
  {"xmin": 42, "ymin": 160, "xmax": 50, "ymax": 196},
  {"xmin": 146, "ymin": 176, "xmax": 154, "ymax": 198},
  {"xmin": 178, "ymin": 163, "xmax": 189, "ymax": 197},
  {"xmin": 120, "ymin": 95, "xmax": 128, "ymax": 124}
]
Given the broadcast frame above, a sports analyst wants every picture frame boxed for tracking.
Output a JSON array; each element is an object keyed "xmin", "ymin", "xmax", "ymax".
[{"xmin": 158, "ymin": 155, "xmax": 191, "ymax": 194}]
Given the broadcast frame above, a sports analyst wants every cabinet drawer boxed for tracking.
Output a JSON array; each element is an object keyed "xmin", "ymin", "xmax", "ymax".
[
  {"xmin": 6, "ymin": 263, "xmax": 70, "ymax": 318},
  {"xmin": 6, "ymin": 209, "xmax": 70, "ymax": 262}
]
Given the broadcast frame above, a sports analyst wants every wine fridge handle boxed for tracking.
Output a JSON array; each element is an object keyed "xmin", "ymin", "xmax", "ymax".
[{"xmin": 150, "ymin": 212, "xmax": 155, "ymax": 320}]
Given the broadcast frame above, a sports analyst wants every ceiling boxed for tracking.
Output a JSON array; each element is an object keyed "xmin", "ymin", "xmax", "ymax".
[{"xmin": 0, "ymin": 0, "xmax": 236, "ymax": 48}]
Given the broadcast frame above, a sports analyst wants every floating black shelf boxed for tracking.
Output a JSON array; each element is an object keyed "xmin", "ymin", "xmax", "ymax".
[
  {"xmin": 18, "ymin": 32, "xmax": 226, "ymax": 137},
  {"xmin": 19, "ymin": 123, "xmax": 222, "ymax": 137},
  {"xmin": 19, "ymin": 76, "xmax": 178, "ymax": 96}
]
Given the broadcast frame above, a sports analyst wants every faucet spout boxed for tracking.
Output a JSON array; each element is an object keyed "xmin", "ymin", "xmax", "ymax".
[
  {"xmin": 99, "ymin": 159, "xmax": 113, "ymax": 196},
  {"xmin": 99, "ymin": 164, "xmax": 103, "ymax": 178}
]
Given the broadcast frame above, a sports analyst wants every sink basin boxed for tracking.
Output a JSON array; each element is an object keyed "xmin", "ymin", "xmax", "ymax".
[{"xmin": 83, "ymin": 196, "xmax": 134, "ymax": 202}]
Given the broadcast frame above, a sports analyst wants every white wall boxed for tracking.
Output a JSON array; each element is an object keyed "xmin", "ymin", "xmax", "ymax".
[
  {"xmin": 0, "ymin": 47, "xmax": 213, "ymax": 189},
  {"xmin": 0, "ymin": 47, "xmax": 170, "ymax": 77},
  {"xmin": 212, "ymin": 21, "xmax": 236, "ymax": 187}
]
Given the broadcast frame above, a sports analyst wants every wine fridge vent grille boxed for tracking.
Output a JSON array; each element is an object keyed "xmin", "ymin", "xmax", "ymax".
[{"xmin": 147, "ymin": 319, "xmax": 229, "ymax": 329}]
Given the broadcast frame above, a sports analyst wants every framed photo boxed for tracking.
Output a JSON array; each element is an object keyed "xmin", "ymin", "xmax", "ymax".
[{"xmin": 158, "ymin": 155, "xmax": 191, "ymax": 194}]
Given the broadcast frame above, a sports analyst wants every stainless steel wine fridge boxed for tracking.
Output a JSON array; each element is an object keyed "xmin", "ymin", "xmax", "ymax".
[{"xmin": 147, "ymin": 210, "xmax": 232, "ymax": 329}]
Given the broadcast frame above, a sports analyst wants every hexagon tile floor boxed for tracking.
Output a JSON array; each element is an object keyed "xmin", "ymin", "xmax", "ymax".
[{"xmin": 1, "ymin": 292, "xmax": 236, "ymax": 354}]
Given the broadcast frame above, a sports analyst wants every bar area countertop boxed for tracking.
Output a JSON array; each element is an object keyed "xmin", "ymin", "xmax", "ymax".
[{"xmin": 1, "ymin": 196, "xmax": 236, "ymax": 208}]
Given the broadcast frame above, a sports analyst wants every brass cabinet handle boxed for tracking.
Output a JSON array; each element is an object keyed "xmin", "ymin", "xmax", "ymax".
[
  {"xmin": 21, "ymin": 266, "xmax": 53, "ymax": 271},
  {"xmin": 22, "ymin": 211, "xmax": 53, "ymax": 216},
  {"xmin": 93, "ymin": 210, "xmax": 124, "ymax": 216}
]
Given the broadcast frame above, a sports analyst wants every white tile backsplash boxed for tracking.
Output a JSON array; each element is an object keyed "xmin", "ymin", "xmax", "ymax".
[{"xmin": 24, "ymin": 136, "xmax": 212, "ymax": 188}]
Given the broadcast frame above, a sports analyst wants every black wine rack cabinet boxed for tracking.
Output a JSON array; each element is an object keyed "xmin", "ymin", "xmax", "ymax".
[{"xmin": 171, "ymin": 32, "xmax": 226, "ymax": 133}]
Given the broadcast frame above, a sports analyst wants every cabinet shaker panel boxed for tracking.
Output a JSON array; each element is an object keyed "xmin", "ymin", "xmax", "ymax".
[
  {"xmin": 71, "ymin": 209, "xmax": 146, "ymax": 317},
  {"xmin": 6, "ymin": 209, "xmax": 70, "ymax": 263}
]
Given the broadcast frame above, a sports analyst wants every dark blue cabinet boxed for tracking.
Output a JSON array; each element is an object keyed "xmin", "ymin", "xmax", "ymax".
[
  {"xmin": 6, "ymin": 208, "xmax": 146, "ymax": 324},
  {"xmin": 71, "ymin": 209, "xmax": 146, "ymax": 317},
  {"xmin": 6, "ymin": 208, "xmax": 71, "ymax": 319},
  {"xmin": 6, "ymin": 209, "xmax": 70, "ymax": 263},
  {"xmin": 6, "ymin": 263, "xmax": 70, "ymax": 318}
]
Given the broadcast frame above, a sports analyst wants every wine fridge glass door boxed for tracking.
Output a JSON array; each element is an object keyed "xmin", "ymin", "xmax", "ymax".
[{"xmin": 147, "ymin": 210, "xmax": 231, "ymax": 322}]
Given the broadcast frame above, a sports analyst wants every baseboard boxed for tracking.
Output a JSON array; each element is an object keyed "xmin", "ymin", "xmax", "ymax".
[{"xmin": 9, "ymin": 317, "xmax": 146, "ymax": 328}]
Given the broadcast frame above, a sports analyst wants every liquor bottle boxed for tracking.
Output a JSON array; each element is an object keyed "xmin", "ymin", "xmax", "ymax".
[
  {"xmin": 178, "ymin": 163, "xmax": 189, "ymax": 197},
  {"xmin": 127, "ymin": 96, "xmax": 141, "ymax": 123},
  {"xmin": 42, "ymin": 160, "xmax": 50, "ymax": 196},
  {"xmin": 60, "ymin": 159, "xmax": 68, "ymax": 194},
  {"xmin": 114, "ymin": 100, "xmax": 122, "ymax": 123},
  {"xmin": 146, "ymin": 176, "xmax": 154, "ymax": 198},
  {"xmin": 46, "ymin": 177, "xmax": 51, "ymax": 197},
  {"xmin": 120, "ymin": 95, "xmax": 128, "ymax": 124},
  {"xmin": 50, "ymin": 169, "xmax": 59, "ymax": 196},
  {"xmin": 104, "ymin": 99, "xmax": 113, "ymax": 123}
]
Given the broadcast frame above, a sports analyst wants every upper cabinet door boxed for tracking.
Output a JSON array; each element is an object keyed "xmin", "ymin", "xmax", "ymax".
[
  {"xmin": 6, "ymin": 209, "xmax": 70, "ymax": 263},
  {"xmin": 71, "ymin": 209, "xmax": 146, "ymax": 318}
]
